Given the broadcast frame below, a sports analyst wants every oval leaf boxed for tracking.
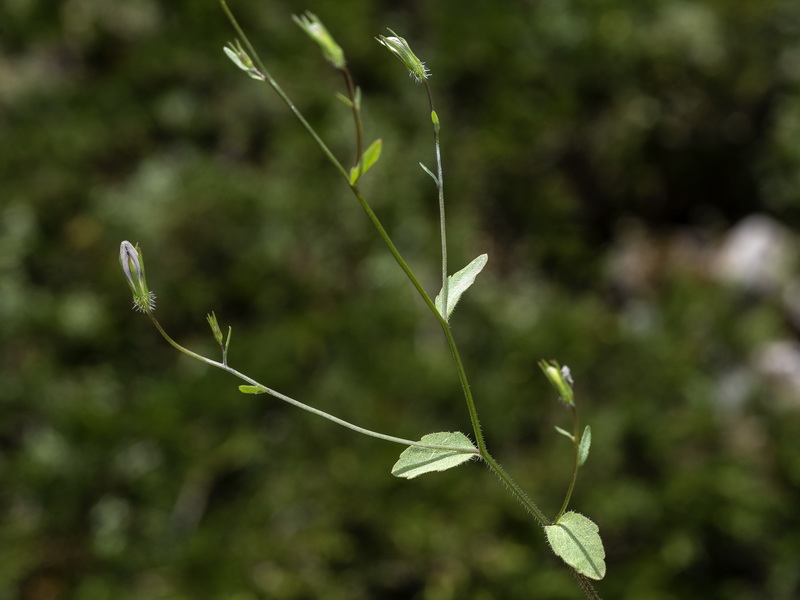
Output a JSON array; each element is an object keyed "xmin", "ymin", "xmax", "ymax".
[
  {"xmin": 545, "ymin": 511, "xmax": 606, "ymax": 580},
  {"xmin": 578, "ymin": 425, "xmax": 591, "ymax": 466},
  {"xmin": 349, "ymin": 139, "xmax": 383, "ymax": 184},
  {"xmin": 239, "ymin": 384, "xmax": 266, "ymax": 394},
  {"xmin": 435, "ymin": 254, "xmax": 488, "ymax": 320},
  {"xmin": 391, "ymin": 432, "xmax": 477, "ymax": 479}
]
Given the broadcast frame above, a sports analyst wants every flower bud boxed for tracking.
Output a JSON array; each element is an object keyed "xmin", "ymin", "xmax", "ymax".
[
  {"xmin": 223, "ymin": 40, "xmax": 265, "ymax": 81},
  {"xmin": 376, "ymin": 29, "xmax": 430, "ymax": 83},
  {"xmin": 207, "ymin": 312, "xmax": 224, "ymax": 346},
  {"xmin": 119, "ymin": 241, "xmax": 156, "ymax": 313},
  {"xmin": 293, "ymin": 12, "xmax": 346, "ymax": 69},
  {"xmin": 538, "ymin": 360, "xmax": 574, "ymax": 406}
]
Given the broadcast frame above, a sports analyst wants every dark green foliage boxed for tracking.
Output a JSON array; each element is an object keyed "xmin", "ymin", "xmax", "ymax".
[{"xmin": 2, "ymin": 0, "xmax": 800, "ymax": 598}]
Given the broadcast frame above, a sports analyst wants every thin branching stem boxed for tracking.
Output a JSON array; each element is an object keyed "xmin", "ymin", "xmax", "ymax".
[
  {"xmin": 214, "ymin": 7, "xmax": 603, "ymax": 599},
  {"xmin": 219, "ymin": 0, "xmax": 349, "ymax": 180},
  {"xmin": 146, "ymin": 313, "xmax": 478, "ymax": 455}
]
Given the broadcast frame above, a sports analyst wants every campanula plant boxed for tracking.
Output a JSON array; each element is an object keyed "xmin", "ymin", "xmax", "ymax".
[{"xmin": 120, "ymin": 3, "xmax": 606, "ymax": 597}]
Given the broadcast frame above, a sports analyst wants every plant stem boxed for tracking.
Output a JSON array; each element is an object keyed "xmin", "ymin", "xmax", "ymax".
[
  {"xmin": 341, "ymin": 67, "xmax": 363, "ymax": 165},
  {"xmin": 572, "ymin": 568, "xmax": 603, "ymax": 600},
  {"xmin": 219, "ymin": 0, "xmax": 349, "ymax": 180},
  {"xmin": 423, "ymin": 82, "xmax": 448, "ymax": 318},
  {"xmin": 555, "ymin": 404, "xmax": 580, "ymax": 522},
  {"xmin": 215, "ymin": 9, "xmax": 601, "ymax": 598},
  {"xmin": 146, "ymin": 313, "xmax": 478, "ymax": 455}
]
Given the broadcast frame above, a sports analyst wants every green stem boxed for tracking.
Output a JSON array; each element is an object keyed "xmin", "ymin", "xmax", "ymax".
[
  {"xmin": 572, "ymin": 569, "xmax": 603, "ymax": 600},
  {"xmin": 216, "ymin": 9, "xmax": 600, "ymax": 598},
  {"xmin": 555, "ymin": 404, "xmax": 580, "ymax": 522},
  {"xmin": 345, "ymin": 195, "xmax": 547, "ymax": 527},
  {"xmin": 423, "ymin": 82, "xmax": 448, "ymax": 318},
  {"xmin": 341, "ymin": 67, "xmax": 363, "ymax": 165},
  {"xmin": 219, "ymin": 0, "xmax": 349, "ymax": 181},
  {"xmin": 146, "ymin": 313, "xmax": 478, "ymax": 455}
]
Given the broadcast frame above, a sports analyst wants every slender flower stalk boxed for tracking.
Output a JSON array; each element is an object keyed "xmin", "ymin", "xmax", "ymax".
[{"xmin": 145, "ymin": 308, "xmax": 478, "ymax": 456}]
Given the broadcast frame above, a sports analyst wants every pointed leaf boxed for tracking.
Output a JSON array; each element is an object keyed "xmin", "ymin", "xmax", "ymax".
[
  {"xmin": 239, "ymin": 384, "xmax": 266, "ymax": 394},
  {"xmin": 335, "ymin": 91, "xmax": 354, "ymax": 108},
  {"xmin": 392, "ymin": 432, "xmax": 477, "ymax": 479},
  {"xmin": 435, "ymin": 254, "xmax": 488, "ymax": 319},
  {"xmin": 545, "ymin": 512, "xmax": 606, "ymax": 580},
  {"xmin": 578, "ymin": 425, "xmax": 591, "ymax": 466},
  {"xmin": 349, "ymin": 139, "xmax": 383, "ymax": 184},
  {"xmin": 419, "ymin": 162, "xmax": 438, "ymax": 185},
  {"xmin": 554, "ymin": 425, "xmax": 575, "ymax": 442}
]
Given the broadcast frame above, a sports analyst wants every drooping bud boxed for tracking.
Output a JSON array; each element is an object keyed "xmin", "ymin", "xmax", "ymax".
[
  {"xmin": 119, "ymin": 241, "xmax": 156, "ymax": 313},
  {"xmin": 293, "ymin": 11, "xmax": 346, "ymax": 69},
  {"xmin": 538, "ymin": 360, "xmax": 575, "ymax": 406},
  {"xmin": 376, "ymin": 29, "xmax": 430, "ymax": 83}
]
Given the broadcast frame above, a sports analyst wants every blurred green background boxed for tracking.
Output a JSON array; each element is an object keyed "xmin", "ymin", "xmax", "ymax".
[{"xmin": 2, "ymin": 0, "xmax": 800, "ymax": 598}]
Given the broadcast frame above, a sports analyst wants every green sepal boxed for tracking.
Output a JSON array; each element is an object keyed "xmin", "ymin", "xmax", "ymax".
[
  {"xmin": 435, "ymin": 254, "xmax": 488, "ymax": 320},
  {"xmin": 545, "ymin": 511, "xmax": 606, "ymax": 580},
  {"xmin": 391, "ymin": 432, "xmax": 477, "ymax": 479},
  {"xmin": 349, "ymin": 139, "xmax": 383, "ymax": 185},
  {"xmin": 577, "ymin": 425, "xmax": 591, "ymax": 466}
]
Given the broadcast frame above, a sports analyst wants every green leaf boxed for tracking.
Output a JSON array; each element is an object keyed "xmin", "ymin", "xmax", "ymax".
[
  {"xmin": 578, "ymin": 425, "xmax": 591, "ymax": 466},
  {"xmin": 419, "ymin": 162, "xmax": 438, "ymax": 185},
  {"xmin": 335, "ymin": 91, "xmax": 354, "ymax": 108},
  {"xmin": 349, "ymin": 139, "xmax": 383, "ymax": 185},
  {"xmin": 238, "ymin": 384, "xmax": 266, "ymax": 394},
  {"xmin": 554, "ymin": 425, "xmax": 574, "ymax": 442},
  {"xmin": 435, "ymin": 254, "xmax": 488, "ymax": 319},
  {"xmin": 545, "ymin": 512, "xmax": 606, "ymax": 580},
  {"xmin": 391, "ymin": 432, "xmax": 477, "ymax": 479}
]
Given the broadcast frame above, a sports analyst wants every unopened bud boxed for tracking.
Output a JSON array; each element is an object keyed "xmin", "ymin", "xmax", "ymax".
[
  {"xmin": 223, "ymin": 40, "xmax": 265, "ymax": 81},
  {"xmin": 293, "ymin": 12, "xmax": 346, "ymax": 69},
  {"xmin": 119, "ymin": 240, "xmax": 156, "ymax": 313},
  {"xmin": 538, "ymin": 360, "xmax": 574, "ymax": 406},
  {"xmin": 376, "ymin": 29, "xmax": 430, "ymax": 83}
]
